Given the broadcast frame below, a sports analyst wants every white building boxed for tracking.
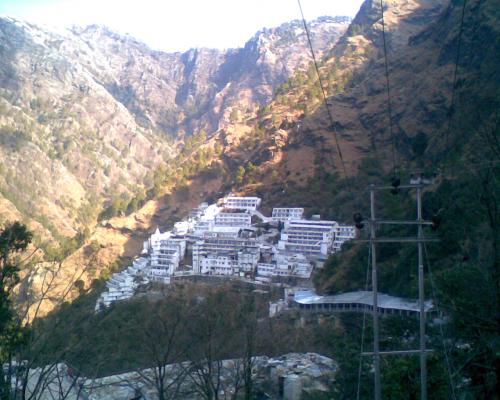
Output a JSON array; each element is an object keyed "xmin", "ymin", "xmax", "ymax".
[
  {"xmin": 96, "ymin": 194, "xmax": 356, "ymax": 310},
  {"xmin": 95, "ymin": 271, "xmax": 136, "ymax": 310},
  {"xmin": 190, "ymin": 203, "xmax": 221, "ymax": 236},
  {"xmin": 257, "ymin": 263, "xmax": 280, "ymax": 277},
  {"xmin": 276, "ymin": 253, "xmax": 312, "ymax": 278},
  {"xmin": 145, "ymin": 228, "xmax": 187, "ymax": 282},
  {"xmin": 200, "ymin": 254, "xmax": 238, "ymax": 275},
  {"xmin": 189, "ymin": 202, "xmax": 209, "ymax": 220},
  {"xmin": 257, "ymin": 253, "xmax": 312, "ymax": 279},
  {"xmin": 332, "ymin": 225, "xmax": 356, "ymax": 252},
  {"xmin": 94, "ymin": 257, "xmax": 151, "ymax": 310},
  {"xmin": 277, "ymin": 219, "xmax": 337, "ymax": 259},
  {"xmin": 223, "ymin": 196, "xmax": 261, "ymax": 211},
  {"xmin": 215, "ymin": 212, "xmax": 252, "ymax": 227},
  {"xmin": 149, "ymin": 240, "xmax": 187, "ymax": 281},
  {"xmin": 204, "ymin": 226, "xmax": 241, "ymax": 238},
  {"xmin": 238, "ymin": 247, "xmax": 261, "ymax": 272},
  {"xmin": 271, "ymin": 208, "xmax": 304, "ymax": 222},
  {"xmin": 193, "ymin": 220, "xmax": 214, "ymax": 236},
  {"xmin": 129, "ymin": 257, "xmax": 149, "ymax": 277},
  {"xmin": 200, "ymin": 203, "xmax": 221, "ymax": 221},
  {"xmin": 144, "ymin": 227, "xmax": 170, "ymax": 253},
  {"xmin": 149, "ymin": 246, "xmax": 179, "ymax": 278},
  {"xmin": 192, "ymin": 237, "xmax": 260, "ymax": 274},
  {"xmin": 173, "ymin": 220, "xmax": 191, "ymax": 236}
]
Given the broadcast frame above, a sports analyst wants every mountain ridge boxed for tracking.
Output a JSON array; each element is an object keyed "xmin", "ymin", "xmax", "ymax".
[{"xmin": 0, "ymin": 14, "xmax": 349, "ymax": 248}]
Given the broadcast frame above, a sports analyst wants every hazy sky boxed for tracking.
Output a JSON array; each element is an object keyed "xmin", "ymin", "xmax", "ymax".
[{"xmin": 0, "ymin": 0, "xmax": 364, "ymax": 52}]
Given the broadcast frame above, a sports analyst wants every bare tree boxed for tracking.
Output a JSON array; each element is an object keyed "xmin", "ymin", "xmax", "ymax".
[
  {"xmin": 1, "ymin": 222, "xmax": 98, "ymax": 400},
  {"xmin": 132, "ymin": 288, "xmax": 190, "ymax": 400},
  {"xmin": 179, "ymin": 285, "xmax": 260, "ymax": 400}
]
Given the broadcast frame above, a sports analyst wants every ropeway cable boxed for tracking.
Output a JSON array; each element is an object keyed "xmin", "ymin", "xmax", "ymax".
[
  {"xmin": 444, "ymin": 0, "xmax": 468, "ymax": 153},
  {"xmin": 380, "ymin": 0, "xmax": 398, "ymax": 178},
  {"xmin": 296, "ymin": 0, "xmax": 348, "ymax": 178}
]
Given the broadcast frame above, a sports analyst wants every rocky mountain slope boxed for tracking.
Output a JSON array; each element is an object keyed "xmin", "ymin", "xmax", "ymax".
[
  {"xmin": 70, "ymin": 16, "xmax": 350, "ymax": 136},
  {"xmin": 90, "ymin": 0, "xmax": 492, "ymax": 278},
  {"xmin": 0, "ymin": 15, "xmax": 349, "ymax": 247},
  {"xmin": 206, "ymin": 0, "xmax": 499, "ymax": 215}
]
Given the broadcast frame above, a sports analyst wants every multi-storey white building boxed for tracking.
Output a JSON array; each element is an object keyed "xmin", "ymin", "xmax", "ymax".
[
  {"xmin": 214, "ymin": 212, "xmax": 252, "ymax": 227},
  {"xmin": 190, "ymin": 203, "xmax": 221, "ymax": 236},
  {"xmin": 276, "ymin": 253, "xmax": 312, "ymax": 278},
  {"xmin": 144, "ymin": 227, "xmax": 169, "ymax": 252},
  {"xmin": 145, "ymin": 228, "xmax": 186, "ymax": 282},
  {"xmin": 149, "ymin": 246, "xmax": 179, "ymax": 280},
  {"xmin": 96, "ymin": 192, "xmax": 356, "ymax": 310},
  {"xmin": 277, "ymin": 219, "xmax": 337, "ymax": 259},
  {"xmin": 271, "ymin": 208, "xmax": 304, "ymax": 222},
  {"xmin": 200, "ymin": 254, "xmax": 239, "ymax": 275},
  {"xmin": 257, "ymin": 263, "xmax": 279, "ymax": 276},
  {"xmin": 223, "ymin": 196, "xmax": 261, "ymax": 211},
  {"xmin": 332, "ymin": 225, "xmax": 356, "ymax": 252},
  {"xmin": 192, "ymin": 237, "xmax": 259, "ymax": 274},
  {"xmin": 193, "ymin": 220, "xmax": 214, "ymax": 236},
  {"xmin": 126, "ymin": 257, "xmax": 149, "ymax": 279},
  {"xmin": 95, "ymin": 270, "xmax": 136, "ymax": 310},
  {"xmin": 200, "ymin": 204, "xmax": 221, "ymax": 221},
  {"xmin": 204, "ymin": 226, "xmax": 241, "ymax": 239},
  {"xmin": 95, "ymin": 257, "xmax": 150, "ymax": 310},
  {"xmin": 238, "ymin": 247, "xmax": 261, "ymax": 272},
  {"xmin": 257, "ymin": 253, "xmax": 312, "ymax": 278}
]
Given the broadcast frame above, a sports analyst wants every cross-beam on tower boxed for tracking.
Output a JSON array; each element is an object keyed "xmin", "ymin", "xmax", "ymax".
[{"xmin": 356, "ymin": 173, "xmax": 438, "ymax": 400}]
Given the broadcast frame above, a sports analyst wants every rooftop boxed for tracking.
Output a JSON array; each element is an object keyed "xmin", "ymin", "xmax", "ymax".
[{"xmin": 293, "ymin": 290, "xmax": 433, "ymax": 312}]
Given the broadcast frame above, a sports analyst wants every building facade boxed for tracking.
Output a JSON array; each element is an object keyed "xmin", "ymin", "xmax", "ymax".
[
  {"xmin": 277, "ymin": 219, "xmax": 337, "ymax": 259},
  {"xmin": 215, "ymin": 212, "xmax": 252, "ymax": 227},
  {"xmin": 271, "ymin": 208, "xmax": 304, "ymax": 222},
  {"xmin": 332, "ymin": 225, "xmax": 356, "ymax": 252},
  {"xmin": 192, "ymin": 237, "xmax": 259, "ymax": 274},
  {"xmin": 223, "ymin": 196, "xmax": 261, "ymax": 211}
]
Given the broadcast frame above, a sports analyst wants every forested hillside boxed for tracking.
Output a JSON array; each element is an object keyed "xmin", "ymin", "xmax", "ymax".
[
  {"xmin": 147, "ymin": 0, "xmax": 500, "ymax": 396},
  {"xmin": 0, "ymin": 15, "xmax": 349, "ymax": 249},
  {"xmin": 0, "ymin": 15, "xmax": 351, "ymax": 315}
]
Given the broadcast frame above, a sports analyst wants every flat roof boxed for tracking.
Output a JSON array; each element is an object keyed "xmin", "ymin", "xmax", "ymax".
[
  {"xmin": 293, "ymin": 290, "xmax": 433, "ymax": 312},
  {"xmin": 212, "ymin": 226, "xmax": 242, "ymax": 233},
  {"xmin": 288, "ymin": 220, "xmax": 337, "ymax": 226},
  {"xmin": 226, "ymin": 196, "xmax": 260, "ymax": 200}
]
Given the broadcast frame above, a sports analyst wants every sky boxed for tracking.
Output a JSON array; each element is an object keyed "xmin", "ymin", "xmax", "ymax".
[{"xmin": 0, "ymin": 0, "xmax": 364, "ymax": 52}]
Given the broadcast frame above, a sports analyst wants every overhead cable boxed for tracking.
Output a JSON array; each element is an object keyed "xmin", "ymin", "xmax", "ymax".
[
  {"xmin": 380, "ymin": 0, "xmax": 398, "ymax": 177},
  {"xmin": 297, "ymin": 0, "xmax": 348, "ymax": 178}
]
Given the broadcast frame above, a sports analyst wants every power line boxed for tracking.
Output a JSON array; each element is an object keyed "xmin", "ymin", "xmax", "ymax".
[
  {"xmin": 379, "ymin": 0, "xmax": 398, "ymax": 177},
  {"xmin": 423, "ymin": 243, "xmax": 458, "ymax": 400},
  {"xmin": 296, "ymin": 0, "xmax": 348, "ymax": 178},
  {"xmin": 444, "ymin": 0, "xmax": 468, "ymax": 153}
]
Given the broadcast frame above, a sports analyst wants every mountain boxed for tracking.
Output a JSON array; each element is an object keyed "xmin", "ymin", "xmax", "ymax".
[
  {"xmin": 105, "ymin": 1, "xmax": 498, "ymax": 396},
  {"xmin": 0, "ymin": 15, "xmax": 350, "ymax": 247},
  {"xmin": 70, "ymin": 16, "xmax": 351, "ymax": 137},
  {"xmin": 2, "ymin": 0, "xmax": 499, "ymax": 396},
  {"xmin": 205, "ymin": 0, "xmax": 499, "ymax": 217}
]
